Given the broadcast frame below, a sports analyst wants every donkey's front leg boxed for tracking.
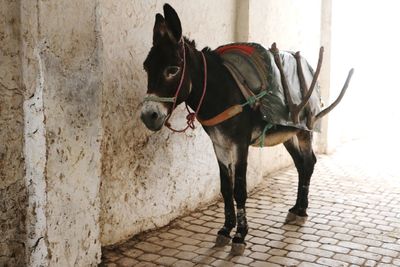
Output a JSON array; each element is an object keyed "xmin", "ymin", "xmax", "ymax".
[
  {"xmin": 215, "ymin": 160, "xmax": 236, "ymax": 247},
  {"xmin": 231, "ymin": 146, "xmax": 249, "ymax": 255}
]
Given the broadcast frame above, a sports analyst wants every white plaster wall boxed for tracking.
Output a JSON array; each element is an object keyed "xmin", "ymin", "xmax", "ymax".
[
  {"xmin": 99, "ymin": 0, "xmax": 241, "ymax": 246},
  {"xmin": 248, "ymin": 0, "xmax": 323, "ymax": 170}
]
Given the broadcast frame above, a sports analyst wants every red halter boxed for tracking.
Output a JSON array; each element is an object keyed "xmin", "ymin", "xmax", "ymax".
[{"xmin": 164, "ymin": 39, "xmax": 208, "ymax": 133}]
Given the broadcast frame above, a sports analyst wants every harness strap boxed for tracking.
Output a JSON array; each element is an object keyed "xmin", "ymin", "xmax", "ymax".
[
  {"xmin": 197, "ymin": 105, "xmax": 243, "ymax": 127},
  {"xmin": 198, "ymin": 91, "xmax": 267, "ymax": 127},
  {"xmin": 223, "ymin": 62, "xmax": 258, "ymax": 109}
]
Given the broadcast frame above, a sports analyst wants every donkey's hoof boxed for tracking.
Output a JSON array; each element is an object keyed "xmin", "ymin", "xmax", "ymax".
[
  {"xmin": 285, "ymin": 212, "xmax": 297, "ymax": 224},
  {"xmin": 296, "ymin": 215, "xmax": 308, "ymax": 225},
  {"xmin": 215, "ymin": 234, "xmax": 231, "ymax": 247},
  {"xmin": 231, "ymin": 242, "xmax": 246, "ymax": 256}
]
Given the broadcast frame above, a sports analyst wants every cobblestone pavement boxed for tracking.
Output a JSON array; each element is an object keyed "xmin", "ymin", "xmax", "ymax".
[{"xmin": 102, "ymin": 139, "xmax": 400, "ymax": 266}]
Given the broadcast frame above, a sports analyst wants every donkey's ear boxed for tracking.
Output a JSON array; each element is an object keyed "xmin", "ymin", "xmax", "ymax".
[
  {"xmin": 163, "ymin": 4, "xmax": 182, "ymax": 42},
  {"xmin": 153, "ymin": 13, "xmax": 168, "ymax": 45}
]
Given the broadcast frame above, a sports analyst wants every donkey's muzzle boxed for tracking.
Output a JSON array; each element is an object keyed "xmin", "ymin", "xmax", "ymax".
[{"xmin": 140, "ymin": 110, "xmax": 166, "ymax": 131}]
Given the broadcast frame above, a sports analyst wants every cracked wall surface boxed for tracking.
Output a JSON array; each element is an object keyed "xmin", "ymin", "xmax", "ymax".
[
  {"xmin": 25, "ymin": 1, "xmax": 103, "ymax": 265},
  {"xmin": 0, "ymin": 0, "xmax": 26, "ymax": 266}
]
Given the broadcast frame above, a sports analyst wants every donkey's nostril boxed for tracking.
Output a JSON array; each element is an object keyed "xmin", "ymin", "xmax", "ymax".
[{"xmin": 151, "ymin": 112, "xmax": 159, "ymax": 120}]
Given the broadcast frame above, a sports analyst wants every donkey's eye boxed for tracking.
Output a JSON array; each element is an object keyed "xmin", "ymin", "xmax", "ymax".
[{"xmin": 164, "ymin": 66, "xmax": 180, "ymax": 79}]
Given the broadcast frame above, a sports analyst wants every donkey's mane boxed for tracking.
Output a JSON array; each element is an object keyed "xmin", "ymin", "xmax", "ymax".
[{"xmin": 184, "ymin": 36, "xmax": 222, "ymax": 62}]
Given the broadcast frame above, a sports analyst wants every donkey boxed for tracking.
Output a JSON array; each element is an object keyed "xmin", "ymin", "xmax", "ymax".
[{"xmin": 140, "ymin": 4, "xmax": 353, "ymax": 255}]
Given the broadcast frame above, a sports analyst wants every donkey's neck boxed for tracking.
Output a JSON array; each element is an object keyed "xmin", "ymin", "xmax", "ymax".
[{"xmin": 185, "ymin": 45, "xmax": 245, "ymax": 122}]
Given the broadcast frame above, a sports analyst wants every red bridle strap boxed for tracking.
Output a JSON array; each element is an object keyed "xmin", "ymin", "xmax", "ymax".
[{"xmin": 165, "ymin": 40, "xmax": 208, "ymax": 133}]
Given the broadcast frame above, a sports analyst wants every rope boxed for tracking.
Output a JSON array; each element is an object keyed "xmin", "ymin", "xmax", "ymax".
[
  {"xmin": 144, "ymin": 95, "xmax": 175, "ymax": 103},
  {"xmin": 241, "ymin": 90, "xmax": 267, "ymax": 108},
  {"xmin": 260, "ymin": 123, "xmax": 273, "ymax": 147},
  {"xmin": 166, "ymin": 49, "xmax": 208, "ymax": 133}
]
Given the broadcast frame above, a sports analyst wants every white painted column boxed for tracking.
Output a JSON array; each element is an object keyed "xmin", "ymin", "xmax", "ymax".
[
  {"xmin": 21, "ymin": 1, "xmax": 103, "ymax": 265},
  {"xmin": 317, "ymin": 0, "xmax": 332, "ymax": 154}
]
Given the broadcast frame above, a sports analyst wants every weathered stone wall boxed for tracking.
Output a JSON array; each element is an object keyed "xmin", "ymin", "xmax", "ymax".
[
  {"xmin": 20, "ymin": 1, "xmax": 103, "ymax": 266},
  {"xmin": 0, "ymin": 0, "xmax": 26, "ymax": 266}
]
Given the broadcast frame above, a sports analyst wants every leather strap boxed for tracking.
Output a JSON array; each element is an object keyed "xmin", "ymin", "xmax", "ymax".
[
  {"xmin": 223, "ymin": 62, "xmax": 258, "ymax": 109},
  {"xmin": 198, "ymin": 105, "xmax": 243, "ymax": 127}
]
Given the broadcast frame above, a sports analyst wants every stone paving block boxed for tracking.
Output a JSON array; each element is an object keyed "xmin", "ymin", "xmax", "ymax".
[
  {"xmin": 283, "ymin": 237, "xmax": 303, "ymax": 245},
  {"xmin": 285, "ymin": 244, "xmax": 305, "ymax": 251},
  {"xmin": 175, "ymin": 251, "xmax": 199, "ymax": 261},
  {"xmin": 320, "ymin": 244, "xmax": 350, "ymax": 254},
  {"xmin": 212, "ymin": 250, "xmax": 231, "ymax": 260},
  {"xmin": 134, "ymin": 262, "xmax": 157, "ymax": 267},
  {"xmin": 392, "ymin": 258, "xmax": 400, "ymax": 265},
  {"xmin": 159, "ymin": 232, "xmax": 179, "ymax": 240},
  {"xmin": 333, "ymin": 253, "xmax": 365, "ymax": 265},
  {"xmin": 121, "ymin": 248, "xmax": 144, "ymax": 258},
  {"xmin": 301, "ymin": 234, "xmax": 320, "ymax": 241},
  {"xmin": 159, "ymin": 248, "xmax": 180, "ymax": 257},
  {"xmin": 304, "ymin": 247, "xmax": 334, "ymax": 258},
  {"xmin": 268, "ymin": 248, "xmax": 287, "ymax": 256},
  {"xmin": 248, "ymin": 251, "xmax": 271, "ymax": 261},
  {"xmin": 231, "ymin": 255, "xmax": 254, "ymax": 265},
  {"xmin": 250, "ymin": 260, "xmax": 280, "ymax": 267},
  {"xmin": 301, "ymin": 241, "xmax": 320, "ymax": 248},
  {"xmin": 380, "ymin": 256, "xmax": 393, "ymax": 263},
  {"xmin": 367, "ymin": 246, "xmax": 399, "ymax": 257},
  {"xmin": 158, "ymin": 239, "xmax": 183, "ymax": 249},
  {"xmin": 137, "ymin": 253, "xmax": 160, "ymax": 262},
  {"xmin": 287, "ymin": 251, "xmax": 317, "ymax": 262},
  {"xmin": 211, "ymin": 259, "xmax": 235, "ymax": 267},
  {"xmin": 349, "ymin": 249, "xmax": 382, "ymax": 261},
  {"xmin": 316, "ymin": 257, "xmax": 349, "ymax": 267},
  {"xmin": 319, "ymin": 237, "xmax": 338, "ymax": 245},
  {"xmin": 116, "ymin": 257, "xmax": 139, "ymax": 267},
  {"xmin": 267, "ymin": 240, "xmax": 287, "ymax": 249},
  {"xmin": 249, "ymin": 237, "xmax": 268, "ymax": 245},
  {"xmin": 192, "ymin": 255, "xmax": 216, "ymax": 265},
  {"xmin": 364, "ymin": 260, "xmax": 378, "ymax": 267},
  {"xmin": 173, "ymin": 260, "xmax": 196, "ymax": 267},
  {"xmin": 268, "ymin": 256, "xmax": 299, "ymax": 266},
  {"xmin": 298, "ymin": 262, "xmax": 323, "ymax": 267},
  {"xmin": 169, "ymin": 229, "xmax": 194, "ymax": 237},
  {"xmin": 284, "ymin": 231, "xmax": 302, "ymax": 238},
  {"xmin": 175, "ymin": 236, "xmax": 202, "ymax": 245},
  {"xmin": 337, "ymin": 241, "xmax": 367, "ymax": 250},
  {"xmin": 178, "ymin": 244, "xmax": 199, "ymax": 252},
  {"xmin": 382, "ymin": 242, "xmax": 400, "ymax": 251},
  {"xmin": 250, "ymin": 244, "xmax": 270, "ymax": 253},
  {"xmin": 135, "ymin": 242, "xmax": 162, "ymax": 253},
  {"xmin": 154, "ymin": 256, "xmax": 179, "ymax": 266},
  {"xmin": 352, "ymin": 237, "xmax": 383, "ymax": 247},
  {"xmin": 333, "ymin": 233, "xmax": 353, "ymax": 241}
]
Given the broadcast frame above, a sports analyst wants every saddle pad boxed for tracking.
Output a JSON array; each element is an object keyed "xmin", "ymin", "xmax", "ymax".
[{"xmin": 216, "ymin": 43, "xmax": 322, "ymax": 131}]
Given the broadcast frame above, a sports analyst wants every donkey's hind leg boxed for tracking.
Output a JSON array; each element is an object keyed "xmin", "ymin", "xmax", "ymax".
[
  {"xmin": 283, "ymin": 130, "xmax": 317, "ymax": 224},
  {"xmin": 231, "ymin": 145, "xmax": 249, "ymax": 256}
]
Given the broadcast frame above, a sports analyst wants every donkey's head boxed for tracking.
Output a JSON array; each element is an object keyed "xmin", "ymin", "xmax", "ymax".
[{"xmin": 141, "ymin": 4, "xmax": 191, "ymax": 131}]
